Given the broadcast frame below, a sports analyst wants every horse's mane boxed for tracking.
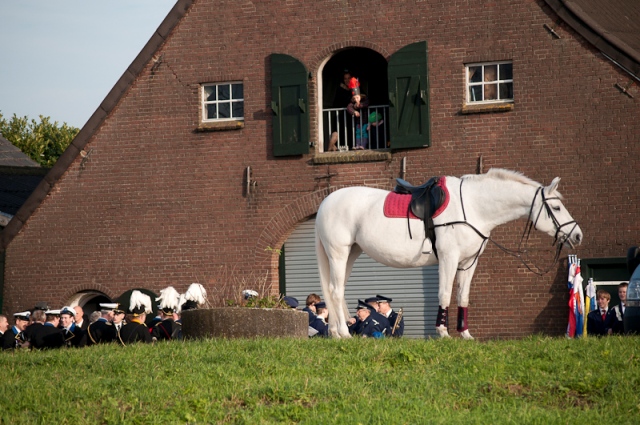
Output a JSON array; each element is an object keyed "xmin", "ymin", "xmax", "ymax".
[{"xmin": 462, "ymin": 168, "xmax": 540, "ymax": 188}]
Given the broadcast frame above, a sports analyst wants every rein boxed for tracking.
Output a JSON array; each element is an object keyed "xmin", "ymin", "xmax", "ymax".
[{"xmin": 433, "ymin": 179, "xmax": 575, "ymax": 275}]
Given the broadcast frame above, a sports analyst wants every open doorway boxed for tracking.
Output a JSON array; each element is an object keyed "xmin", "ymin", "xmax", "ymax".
[{"xmin": 321, "ymin": 48, "xmax": 389, "ymax": 152}]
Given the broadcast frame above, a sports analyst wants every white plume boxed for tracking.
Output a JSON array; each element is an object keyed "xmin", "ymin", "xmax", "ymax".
[
  {"xmin": 185, "ymin": 283, "xmax": 207, "ymax": 305},
  {"xmin": 130, "ymin": 290, "xmax": 153, "ymax": 314},
  {"xmin": 156, "ymin": 286, "xmax": 181, "ymax": 311},
  {"xmin": 177, "ymin": 293, "xmax": 186, "ymax": 313}
]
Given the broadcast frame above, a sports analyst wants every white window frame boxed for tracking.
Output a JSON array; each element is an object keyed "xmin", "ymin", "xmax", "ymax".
[
  {"xmin": 465, "ymin": 61, "xmax": 513, "ymax": 104},
  {"xmin": 201, "ymin": 82, "xmax": 244, "ymax": 122}
]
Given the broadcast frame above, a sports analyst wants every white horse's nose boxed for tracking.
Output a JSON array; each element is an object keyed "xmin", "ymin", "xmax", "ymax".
[{"xmin": 571, "ymin": 227, "xmax": 583, "ymax": 247}]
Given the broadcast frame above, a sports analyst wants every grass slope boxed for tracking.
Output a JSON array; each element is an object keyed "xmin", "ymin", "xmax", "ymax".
[{"xmin": 1, "ymin": 336, "xmax": 639, "ymax": 424}]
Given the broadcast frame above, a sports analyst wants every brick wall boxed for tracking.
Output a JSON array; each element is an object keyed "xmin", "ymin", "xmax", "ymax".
[{"xmin": 3, "ymin": 0, "xmax": 638, "ymax": 339}]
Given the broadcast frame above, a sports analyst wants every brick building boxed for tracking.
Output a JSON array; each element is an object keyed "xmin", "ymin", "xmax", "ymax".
[{"xmin": 1, "ymin": 0, "xmax": 638, "ymax": 338}]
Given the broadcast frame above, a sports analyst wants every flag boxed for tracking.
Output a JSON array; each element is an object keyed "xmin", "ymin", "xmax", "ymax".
[
  {"xmin": 566, "ymin": 255, "xmax": 585, "ymax": 338},
  {"xmin": 584, "ymin": 278, "xmax": 597, "ymax": 336}
]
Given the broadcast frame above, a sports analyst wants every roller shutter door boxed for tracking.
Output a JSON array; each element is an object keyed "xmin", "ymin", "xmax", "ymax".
[{"xmin": 283, "ymin": 219, "xmax": 439, "ymax": 338}]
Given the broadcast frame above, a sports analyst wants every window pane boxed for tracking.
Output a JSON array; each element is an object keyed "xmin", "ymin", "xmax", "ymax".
[
  {"xmin": 206, "ymin": 104, "xmax": 217, "ymax": 120},
  {"xmin": 499, "ymin": 82, "xmax": 513, "ymax": 100},
  {"xmin": 484, "ymin": 65, "xmax": 497, "ymax": 82},
  {"xmin": 499, "ymin": 63, "xmax": 513, "ymax": 80},
  {"xmin": 218, "ymin": 102, "xmax": 230, "ymax": 118},
  {"xmin": 469, "ymin": 66, "xmax": 482, "ymax": 83},
  {"xmin": 205, "ymin": 86, "xmax": 216, "ymax": 101},
  {"xmin": 232, "ymin": 83, "xmax": 243, "ymax": 99},
  {"xmin": 232, "ymin": 100, "xmax": 244, "ymax": 118},
  {"xmin": 484, "ymin": 83, "xmax": 498, "ymax": 100},
  {"xmin": 218, "ymin": 85, "xmax": 230, "ymax": 101},
  {"xmin": 469, "ymin": 86, "xmax": 482, "ymax": 102}
]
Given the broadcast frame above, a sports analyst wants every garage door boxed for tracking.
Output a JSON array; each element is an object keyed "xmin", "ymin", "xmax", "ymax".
[{"xmin": 283, "ymin": 218, "xmax": 439, "ymax": 338}]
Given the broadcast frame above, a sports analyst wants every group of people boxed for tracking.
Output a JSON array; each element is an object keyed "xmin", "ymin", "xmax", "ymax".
[
  {"xmin": 0, "ymin": 284, "xmax": 207, "ymax": 350},
  {"xmin": 286, "ymin": 293, "xmax": 404, "ymax": 338},
  {"xmin": 327, "ymin": 70, "xmax": 385, "ymax": 152},
  {"xmin": 586, "ymin": 282, "xmax": 628, "ymax": 336}
]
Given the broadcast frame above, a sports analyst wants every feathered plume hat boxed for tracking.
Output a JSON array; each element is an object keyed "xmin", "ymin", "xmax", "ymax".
[
  {"xmin": 129, "ymin": 290, "xmax": 153, "ymax": 316},
  {"xmin": 156, "ymin": 286, "xmax": 181, "ymax": 314},
  {"xmin": 181, "ymin": 283, "xmax": 208, "ymax": 311},
  {"xmin": 348, "ymin": 77, "xmax": 360, "ymax": 96}
]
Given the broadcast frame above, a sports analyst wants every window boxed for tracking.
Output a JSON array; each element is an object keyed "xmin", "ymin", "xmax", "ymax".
[
  {"xmin": 466, "ymin": 62, "xmax": 513, "ymax": 104},
  {"xmin": 202, "ymin": 82, "xmax": 244, "ymax": 122}
]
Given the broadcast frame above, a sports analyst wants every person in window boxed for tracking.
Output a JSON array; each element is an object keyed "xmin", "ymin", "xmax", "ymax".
[
  {"xmin": 586, "ymin": 290, "xmax": 614, "ymax": 336},
  {"xmin": 347, "ymin": 86, "xmax": 370, "ymax": 150}
]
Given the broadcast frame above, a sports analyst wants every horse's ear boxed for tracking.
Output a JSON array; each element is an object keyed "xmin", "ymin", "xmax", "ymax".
[{"xmin": 547, "ymin": 177, "xmax": 561, "ymax": 194}]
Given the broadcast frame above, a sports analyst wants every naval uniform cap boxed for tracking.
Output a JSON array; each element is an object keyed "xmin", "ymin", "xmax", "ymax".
[
  {"xmin": 283, "ymin": 296, "xmax": 299, "ymax": 308},
  {"xmin": 376, "ymin": 295, "xmax": 392, "ymax": 303},
  {"xmin": 33, "ymin": 301, "xmax": 49, "ymax": 311},
  {"xmin": 364, "ymin": 297, "xmax": 380, "ymax": 304},
  {"xmin": 315, "ymin": 301, "xmax": 326, "ymax": 309},
  {"xmin": 242, "ymin": 289, "xmax": 259, "ymax": 300},
  {"xmin": 60, "ymin": 306, "xmax": 76, "ymax": 317},
  {"xmin": 113, "ymin": 304, "xmax": 125, "ymax": 314},
  {"xmin": 99, "ymin": 303, "xmax": 118, "ymax": 311},
  {"xmin": 13, "ymin": 311, "xmax": 31, "ymax": 321},
  {"xmin": 356, "ymin": 299, "xmax": 373, "ymax": 310},
  {"xmin": 44, "ymin": 309, "xmax": 61, "ymax": 316}
]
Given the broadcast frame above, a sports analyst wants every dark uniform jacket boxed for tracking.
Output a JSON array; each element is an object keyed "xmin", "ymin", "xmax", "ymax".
[
  {"xmin": 587, "ymin": 308, "xmax": 614, "ymax": 336},
  {"xmin": 388, "ymin": 309, "xmax": 404, "ymax": 337},
  {"xmin": 151, "ymin": 318, "xmax": 181, "ymax": 341},
  {"xmin": 1, "ymin": 326, "xmax": 25, "ymax": 350},
  {"xmin": 30, "ymin": 323, "xmax": 64, "ymax": 349},
  {"xmin": 370, "ymin": 311, "xmax": 391, "ymax": 336},
  {"xmin": 309, "ymin": 316, "xmax": 329, "ymax": 337},
  {"xmin": 87, "ymin": 318, "xmax": 114, "ymax": 345},
  {"xmin": 357, "ymin": 314, "xmax": 387, "ymax": 338},
  {"xmin": 611, "ymin": 304, "xmax": 625, "ymax": 335},
  {"xmin": 120, "ymin": 320, "xmax": 153, "ymax": 344},
  {"xmin": 302, "ymin": 307, "xmax": 317, "ymax": 325},
  {"xmin": 62, "ymin": 323, "xmax": 87, "ymax": 348}
]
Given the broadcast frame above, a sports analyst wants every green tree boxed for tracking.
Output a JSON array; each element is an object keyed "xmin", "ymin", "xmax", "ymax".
[{"xmin": 0, "ymin": 112, "xmax": 79, "ymax": 167}]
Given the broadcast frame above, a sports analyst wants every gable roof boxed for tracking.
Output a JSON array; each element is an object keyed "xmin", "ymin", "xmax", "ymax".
[
  {"xmin": 1, "ymin": 0, "xmax": 637, "ymax": 249},
  {"xmin": 545, "ymin": 0, "xmax": 640, "ymax": 79},
  {"xmin": 0, "ymin": 135, "xmax": 41, "ymax": 168}
]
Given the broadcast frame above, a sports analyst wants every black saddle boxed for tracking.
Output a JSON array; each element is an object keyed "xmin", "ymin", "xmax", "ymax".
[{"xmin": 394, "ymin": 177, "xmax": 446, "ymax": 258}]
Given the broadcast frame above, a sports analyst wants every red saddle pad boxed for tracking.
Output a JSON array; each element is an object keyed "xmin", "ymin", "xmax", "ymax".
[{"xmin": 383, "ymin": 176, "xmax": 449, "ymax": 219}]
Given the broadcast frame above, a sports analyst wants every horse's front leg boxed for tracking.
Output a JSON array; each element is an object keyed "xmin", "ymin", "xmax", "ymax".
[
  {"xmin": 436, "ymin": 255, "xmax": 459, "ymax": 338},
  {"xmin": 456, "ymin": 261, "xmax": 479, "ymax": 340}
]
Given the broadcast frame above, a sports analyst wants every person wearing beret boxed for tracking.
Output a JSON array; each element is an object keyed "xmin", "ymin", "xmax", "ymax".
[
  {"xmin": 87, "ymin": 303, "xmax": 116, "ymax": 345},
  {"xmin": 353, "ymin": 300, "xmax": 386, "ymax": 338},
  {"xmin": 283, "ymin": 296, "xmax": 299, "ymax": 309},
  {"xmin": 120, "ymin": 291, "xmax": 154, "ymax": 344},
  {"xmin": 309, "ymin": 301, "xmax": 329, "ymax": 337},
  {"xmin": 1, "ymin": 311, "xmax": 31, "ymax": 350},
  {"xmin": 376, "ymin": 294, "xmax": 404, "ymax": 337},
  {"xmin": 59, "ymin": 306, "xmax": 87, "ymax": 348}
]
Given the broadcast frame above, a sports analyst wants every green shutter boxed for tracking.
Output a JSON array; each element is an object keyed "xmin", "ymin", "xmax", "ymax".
[
  {"xmin": 271, "ymin": 54, "xmax": 310, "ymax": 156},
  {"xmin": 388, "ymin": 41, "xmax": 430, "ymax": 149}
]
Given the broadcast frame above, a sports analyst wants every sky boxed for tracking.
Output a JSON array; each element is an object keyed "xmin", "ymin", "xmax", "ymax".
[{"xmin": 0, "ymin": 0, "xmax": 177, "ymax": 129}]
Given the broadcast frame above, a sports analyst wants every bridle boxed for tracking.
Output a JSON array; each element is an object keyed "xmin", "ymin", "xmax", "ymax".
[{"xmin": 433, "ymin": 179, "xmax": 579, "ymax": 276}]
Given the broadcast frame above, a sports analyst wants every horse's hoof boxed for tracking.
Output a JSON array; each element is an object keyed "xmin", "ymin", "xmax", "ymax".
[
  {"xmin": 460, "ymin": 330, "xmax": 474, "ymax": 340},
  {"xmin": 436, "ymin": 325, "xmax": 450, "ymax": 338}
]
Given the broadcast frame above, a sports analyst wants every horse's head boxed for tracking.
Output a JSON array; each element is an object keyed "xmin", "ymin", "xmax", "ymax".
[{"xmin": 531, "ymin": 177, "xmax": 583, "ymax": 249}]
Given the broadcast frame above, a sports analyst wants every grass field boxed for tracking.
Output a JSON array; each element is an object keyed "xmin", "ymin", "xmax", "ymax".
[{"xmin": 1, "ymin": 335, "xmax": 638, "ymax": 424}]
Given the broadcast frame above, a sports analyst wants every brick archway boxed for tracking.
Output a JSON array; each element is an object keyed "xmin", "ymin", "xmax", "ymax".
[{"xmin": 60, "ymin": 283, "xmax": 117, "ymax": 308}]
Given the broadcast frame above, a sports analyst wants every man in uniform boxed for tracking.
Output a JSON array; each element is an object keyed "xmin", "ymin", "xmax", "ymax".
[
  {"xmin": 60, "ymin": 306, "xmax": 86, "ymax": 348},
  {"xmin": 31, "ymin": 309, "xmax": 64, "ymax": 349},
  {"xmin": 1, "ymin": 311, "xmax": 30, "ymax": 350},
  {"xmin": 354, "ymin": 300, "xmax": 386, "ymax": 338},
  {"xmin": 73, "ymin": 305, "xmax": 89, "ymax": 331},
  {"xmin": 364, "ymin": 296, "xmax": 391, "ymax": 336},
  {"xmin": 0, "ymin": 314, "xmax": 8, "ymax": 337},
  {"xmin": 120, "ymin": 290, "xmax": 154, "ymax": 344},
  {"xmin": 111, "ymin": 305, "xmax": 127, "ymax": 345},
  {"xmin": 376, "ymin": 294, "xmax": 404, "ymax": 337},
  {"xmin": 87, "ymin": 303, "xmax": 116, "ymax": 345},
  {"xmin": 152, "ymin": 286, "xmax": 182, "ymax": 341}
]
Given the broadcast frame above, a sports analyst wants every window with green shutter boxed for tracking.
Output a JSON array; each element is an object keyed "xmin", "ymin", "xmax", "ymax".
[
  {"xmin": 388, "ymin": 41, "xmax": 430, "ymax": 150},
  {"xmin": 271, "ymin": 54, "xmax": 310, "ymax": 157}
]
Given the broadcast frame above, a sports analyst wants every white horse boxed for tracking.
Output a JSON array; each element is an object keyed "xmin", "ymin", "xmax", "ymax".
[{"xmin": 315, "ymin": 168, "xmax": 583, "ymax": 339}]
